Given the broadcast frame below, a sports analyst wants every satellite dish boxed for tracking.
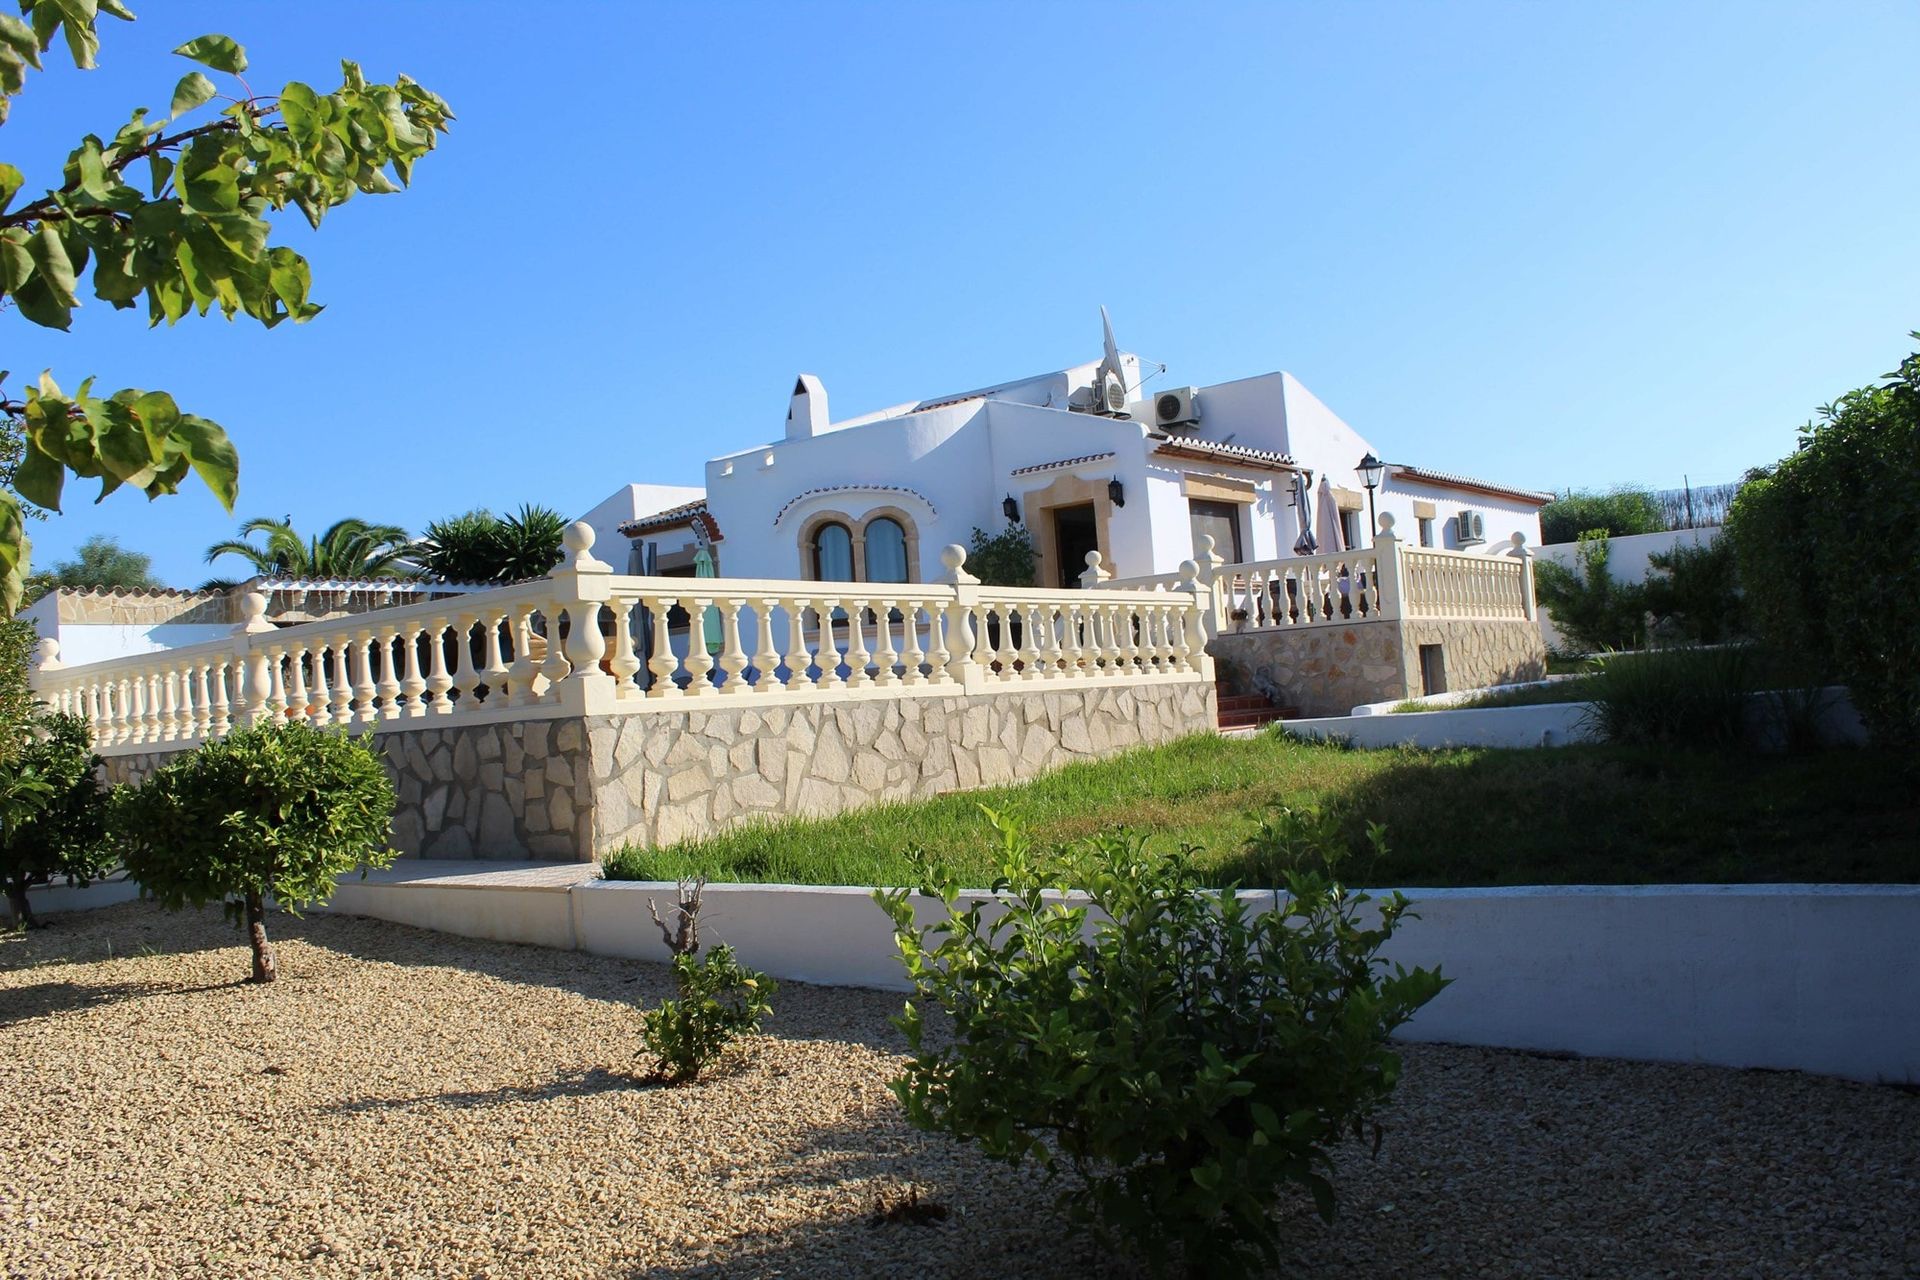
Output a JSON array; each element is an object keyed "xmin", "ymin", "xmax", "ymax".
[{"xmin": 1094, "ymin": 306, "xmax": 1131, "ymax": 417}]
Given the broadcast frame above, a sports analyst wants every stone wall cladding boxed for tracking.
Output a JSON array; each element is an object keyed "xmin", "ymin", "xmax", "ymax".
[
  {"xmin": 1210, "ymin": 621, "xmax": 1408, "ymax": 718},
  {"xmin": 98, "ymin": 718, "xmax": 597, "ymax": 862},
  {"xmin": 585, "ymin": 681, "xmax": 1216, "ymax": 856},
  {"xmin": 1400, "ymin": 619, "xmax": 1546, "ymax": 693},
  {"xmin": 382, "ymin": 719, "xmax": 593, "ymax": 860},
  {"xmin": 1210, "ymin": 618, "xmax": 1549, "ymax": 717}
]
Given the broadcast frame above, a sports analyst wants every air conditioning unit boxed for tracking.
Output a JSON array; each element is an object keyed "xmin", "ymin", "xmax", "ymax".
[
  {"xmin": 1098, "ymin": 371, "xmax": 1129, "ymax": 416},
  {"xmin": 1455, "ymin": 510, "xmax": 1486, "ymax": 545},
  {"xmin": 1154, "ymin": 386, "xmax": 1201, "ymax": 428}
]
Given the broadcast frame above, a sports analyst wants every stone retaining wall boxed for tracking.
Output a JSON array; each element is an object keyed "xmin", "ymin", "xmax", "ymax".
[
  {"xmin": 93, "ymin": 679, "xmax": 1217, "ymax": 863},
  {"xmin": 1210, "ymin": 617, "xmax": 1546, "ymax": 717},
  {"xmin": 585, "ymin": 682, "xmax": 1214, "ymax": 853}
]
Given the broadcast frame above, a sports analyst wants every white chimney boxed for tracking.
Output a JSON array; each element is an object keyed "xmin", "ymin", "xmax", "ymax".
[{"xmin": 786, "ymin": 373, "xmax": 829, "ymax": 440}]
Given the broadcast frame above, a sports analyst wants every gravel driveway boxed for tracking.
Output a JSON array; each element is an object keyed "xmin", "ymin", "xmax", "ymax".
[{"xmin": 2, "ymin": 903, "xmax": 1913, "ymax": 1279}]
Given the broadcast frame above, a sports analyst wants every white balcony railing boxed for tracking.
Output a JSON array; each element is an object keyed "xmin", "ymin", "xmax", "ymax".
[
  {"xmin": 30, "ymin": 529, "xmax": 1214, "ymax": 757},
  {"xmin": 1092, "ymin": 514, "xmax": 1536, "ymax": 633}
]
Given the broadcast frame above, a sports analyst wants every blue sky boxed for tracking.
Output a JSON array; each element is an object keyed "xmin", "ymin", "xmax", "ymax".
[{"xmin": 7, "ymin": 1, "xmax": 1916, "ymax": 587}]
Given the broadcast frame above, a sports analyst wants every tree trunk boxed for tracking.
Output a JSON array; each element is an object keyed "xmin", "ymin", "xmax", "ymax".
[
  {"xmin": 4, "ymin": 881, "xmax": 35, "ymax": 930},
  {"xmin": 245, "ymin": 889, "xmax": 277, "ymax": 983}
]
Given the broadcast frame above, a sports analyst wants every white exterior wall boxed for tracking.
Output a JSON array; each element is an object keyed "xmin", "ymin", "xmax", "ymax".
[{"xmin": 576, "ymin": 483, "xmax": 706, "ymax": 572}]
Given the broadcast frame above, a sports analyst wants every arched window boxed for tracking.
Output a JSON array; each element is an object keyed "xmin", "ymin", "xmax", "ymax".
[
  {"xmin": 812, "ymin": 521, "xmax": 854, "ymax": 581},
  {"xmin": 864, "ymin": 517, "xmax": 909, "ymax": 584}
]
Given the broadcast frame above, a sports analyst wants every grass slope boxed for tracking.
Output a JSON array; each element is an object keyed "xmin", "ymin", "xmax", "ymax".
[{"xmin": 604, "ymin": 733, "xmax": 1918, "ymax": 890}]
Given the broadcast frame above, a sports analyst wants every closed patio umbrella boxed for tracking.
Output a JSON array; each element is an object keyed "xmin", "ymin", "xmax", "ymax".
[
  {"xmin": 1291, "ymin": 472, "xmax": 1318, "ymax": 555},
  {"xmin": 1316, "ymin": 475, "xmax": 1345, "ymax": 553}
]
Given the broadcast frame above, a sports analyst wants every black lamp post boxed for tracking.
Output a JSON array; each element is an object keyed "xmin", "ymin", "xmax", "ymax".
[{"xmin": 1356, "ymin": 453, "xmax": 1385, "ymax": 539}]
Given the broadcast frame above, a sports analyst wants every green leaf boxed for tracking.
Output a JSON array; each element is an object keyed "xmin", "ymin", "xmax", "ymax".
[
  {"xmin": 28, "ymin": 224, "xmax": 79, "ymax": 306},
  {"xmin": 147, "ymin": 152, "xmax": 173, "ymax": 197},
  {"xmin": 0, "ymin": 163, "xmax": 19, "ymax": 216},
  {"xmin": 170, "ymin": 70, "xmax": 217, "ymax": 118},
  {"xmin": 172, "ymin": 33, "xmax": 247, "ymax": 74},
  {"xmin": 14, "ymin": 441, "xmax": 67, "ymax": 511},
  {"xmin": 170, "ymin": 415, "xmax": 239, "ymax": 510}
]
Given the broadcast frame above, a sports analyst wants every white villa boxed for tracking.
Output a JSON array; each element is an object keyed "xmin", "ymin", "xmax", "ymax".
[{"xmin": 587, "ymin": 313, "xmax": 1550, "ymax": 593}]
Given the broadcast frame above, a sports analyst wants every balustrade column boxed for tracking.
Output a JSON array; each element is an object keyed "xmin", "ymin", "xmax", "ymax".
[
  {"xmin": 843, "ymin": 601, "xmax": 871, "ymax": 689},
  {"xmin": 899, "ymin": 604, "xmax": 926, "ymax": 686},
  {"xmin": 209, "ymin": 661, "xmax": 232, "ymax": 737},
  {"xmin": 608, "ymin": 596, "xmax": 644, "ymax": 696},
  {"xmin": 751, "ymin": 600, "xmax": 782, "ymax": 693},
  {"xmin": 683, "ymin": 598, "xmax": 716, "ymax": 694},
  {"xmin": 647, "ymin": 596, "xmax": 685, "ymax": 698},
  {"xmin": 717, "ymin": 599, "xmax": 751, "ymax": 694},
  {"xmin": 781, "ymin": 599, "xmax": 814, "ymax": 691},
  {"xmin": 871, "ymin": 602, "xmax": 899, "ymax": 688}
]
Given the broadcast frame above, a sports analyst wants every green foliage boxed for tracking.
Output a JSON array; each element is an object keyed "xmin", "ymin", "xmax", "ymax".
[
  {"xmin": 22, "ymin": 533, "xmax": 157, "ymax": 602},
  {"xmin": 1641, "ymin": 537, "xmax": 1744, "ymax": 645},
  {"xmin": 412, "ymin": 504, "xmax": 566, "ymax": 583},
  {"xmin": 1724, "ymin": 335, "xmax": 1920, "ymax": 744},
  {"xmin": 204, "ymin": 515, "xmax": 413, "ymax": 581},
  {"xmin": 0, "ymin": 616, "xmax": 37, "ymax": 766},
  {"xmin": 965, "ymin": 521, "xmax": 1037, "ymax": 587},
  {"xmin": 0, "ymin": 3, "xmax": 452, "ymax": 610},
  {"xmin": 1533, "ymin": 531, "xmax": 1648, "ymax": 653},
  {"xmin": 638, "ymin": 944, "xmax": 776, "ymax": 1084},
  {"xmin": 1539, "ymin": 488, "xmax": 1666, "ymax": 545},
  {"xmin": 112, "ymin": 721, "xmax": 396, "ymax": 979},
  {"xmin": 1579, "ymin": 646, "xmax": 1755, "ymax": 748},
  {"xmin": 877, "ymin": 810, "xmax": 1446, "ymax": 1278},
  {"xmin": 1, "ymin": 712, "xmax": 110, "ymax": 927}
]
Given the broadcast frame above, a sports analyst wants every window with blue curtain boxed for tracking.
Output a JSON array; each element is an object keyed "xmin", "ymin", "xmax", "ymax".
[
  {"xmin": 813, "ymin": 522, "xmax": 854, "ymax": 581},
  {"xmin": 865, "ymin": 518, "xmax": 909, "ymax": 583}
]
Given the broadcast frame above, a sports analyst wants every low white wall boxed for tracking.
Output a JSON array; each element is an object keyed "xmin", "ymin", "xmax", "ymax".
[
  {"xmin": 34, "ymin": 869, "xmax": 1915, "ymax": 1082},
  {"xmin": 1285, "ymin": 703, "xmax": 1599, "ymax": 749},
  {"xmin": 0, "ymin": 876, "xmax": 143, "ymax": 923}
]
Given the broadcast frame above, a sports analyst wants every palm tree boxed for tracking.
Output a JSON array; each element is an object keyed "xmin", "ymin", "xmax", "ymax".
[
  {"xmin": 204, "ymin": 517, "xmax": 416, "ymax": 582},
  {"xmin": 411, "ymin": 504, "xmax": 567, "ymax": 583}
]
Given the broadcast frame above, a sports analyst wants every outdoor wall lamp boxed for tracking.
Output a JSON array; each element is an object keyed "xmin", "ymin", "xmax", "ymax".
[
  {"xmin": 1002, "ymin": 493, "xmax": 1020, "ymax": 523},
  {"xmin": 1356, "ymin": 452, "xmax": 1385, "ymax": 535},
  {"xmin": 1108, "ymin": 478, "xmax": 1126, "ymax": 508}
]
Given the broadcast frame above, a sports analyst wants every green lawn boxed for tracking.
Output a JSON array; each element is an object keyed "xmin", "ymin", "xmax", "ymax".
[{"xmin": 602, "ymin": 732, "xmax": 1919, "ymax": 889}]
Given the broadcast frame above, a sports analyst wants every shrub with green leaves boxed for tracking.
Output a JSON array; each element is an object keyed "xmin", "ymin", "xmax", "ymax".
[
  {"xmin": 1642, "ymin": 537, "xmax": 1744, "ymax": 646},
  {"xmin": 113, "ymin": 721, "xmax": 396, "ymax": 982},
  {"xmin": 876, "ymin": 810, "xmax": 1446, "ymax": 1279},
  {"xmin": 639, "ymin": 944, "xmax": 776, "ymax": 1084},
  {"xmin": 965, "ymin": 521, "xmax": 1037, "ymax": 587},
  {"xmin": 1533, "ymin": 531, "xmax": 1649, "ymax": 653},
  {"xmin": 1539, "ymin": 487, "xmax": 1666, "ymax": 545},
  {"xmin": 1579, "ymin": 646, "xmax": 1755, "ymax": 748},
  {"xmin": 1725, "ymin": 335, "xmax": 1920, "ymax": 744},
  {"xmin": 2, "ymin": 712, "xmax": 111, "ymax": 928}
]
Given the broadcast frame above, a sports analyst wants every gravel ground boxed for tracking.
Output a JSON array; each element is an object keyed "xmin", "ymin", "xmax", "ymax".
[{"xmin": 2, "ymin": 903, "xmax": 1914, "ymax": 1280}]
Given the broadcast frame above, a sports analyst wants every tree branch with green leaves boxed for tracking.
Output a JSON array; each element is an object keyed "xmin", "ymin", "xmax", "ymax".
[{"xmin": 0, "ymin": 1, "xmax": 451, "ymax": 610}]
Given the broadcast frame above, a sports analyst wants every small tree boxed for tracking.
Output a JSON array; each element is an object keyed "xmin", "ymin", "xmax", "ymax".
[
  {"xmin": 634, "ymin": 874, "xmax": 777, "ymax": 1083},
  {"xmin": 412, "ymin": 504, "xmax": 567, "ymax": 583},
  {"xmin": 1, "ymin": 712, "xmax": 110, "ymax": 928},
  {"xmin": 113, "ymin": 722, "xmax": 395, "ymax": 982},
  {"xmin": 877, "ymin": 811, "xmax": 1446, "ymax": 1278},
  {"xmin": 965, "ymin": 521, "xmax": 1037, "ymax": 587},
  {"xmin": 1533, "ymin": 531, "xmax": 1649, "ymax": 652},
  {"xmin": 1641, "ymin": 537, "xmax": 1744, "ymax": 646}
]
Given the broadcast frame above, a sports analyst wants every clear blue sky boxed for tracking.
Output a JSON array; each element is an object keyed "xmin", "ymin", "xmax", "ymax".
[{"xmin": 8, "ymin": 1, "xmax": 1917, "ymax": 587}]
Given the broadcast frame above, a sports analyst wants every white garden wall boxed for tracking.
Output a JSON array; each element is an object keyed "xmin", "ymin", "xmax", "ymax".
[{"xmin": 24, "ymin": 868, "xmax": 1914, "ymax": 1083}]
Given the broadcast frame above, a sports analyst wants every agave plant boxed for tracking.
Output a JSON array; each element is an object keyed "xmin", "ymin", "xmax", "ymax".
[{"xmin": 204, "ymin": 517, "xmax": 416, "ymax": 582}]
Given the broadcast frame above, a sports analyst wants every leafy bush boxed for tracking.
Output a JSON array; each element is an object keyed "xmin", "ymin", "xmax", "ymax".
[
  {"xmin": 1579, "ymin": 646, "xmax": 1755, "ymax": 748},
  {"xmin": 413, "ymin": 504, "xmax": 568, "ymax": 583},
  {"xmin": 1533, "ymin": 531, "xmax": 1649, "ymax": 652},
  {"xmin": 1642, "ymin": 537, "xmax": 1744, "ymax": 645},
  {"xmin": 113, "ymin": 722, "xmax": 396, "ymax": 982},
  {"xmin": 1725, "ymin": 335, "xmax": 1920, "ymax": 744},
  {"xmin": 876, "ymin": 810, "xmax": 1446, "ymax": 1278},
  {"xmin": 2, "ymin": 713, "xmax": 112, "ymax": 928},
  {"xmin": 965, "ymin": 521, "xmax": 1037, "ymax": 587},
  {"xmin": 639, "ymin": 944, "xmax": 776, "ymax": 1083},
  {"xmin": 1539, "ymin": 488, "xmax": 1666, "ymax": 545}
]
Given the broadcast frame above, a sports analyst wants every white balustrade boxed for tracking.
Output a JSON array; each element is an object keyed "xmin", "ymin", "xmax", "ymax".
[{"xmin": 31, "ymin": 526, "xmax": 1212, "ymax": 756}]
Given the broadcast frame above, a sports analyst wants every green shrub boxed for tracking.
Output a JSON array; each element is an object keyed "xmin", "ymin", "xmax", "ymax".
[
  {"xmin": 1725, "ymin": 335, "xmax": 1920, "ymax": 744},
  {"xmin": 2, "ymin": 713, "xmax": 112, "ymax": 929},
  {"xmin": 113, "ymin": 722, "xmax": 396, "ymax": 982},
  {"xmin": 965, "ymin": 521, "xmax": 1037, "ymax": 587},
  {"xmin": 876, "ymin": 810, "xmax": 1446, "ymax": 1278},
  {"xmin": 638, "ymin": 944, "xmax": 776, "ymax": 1083},
  {"xmin": 1579, "ymin": 646, "xmax": 1755, "ymax": 748},
  {"xmin": 1533, "ymin": 531, "xmax": 1649, "ymax": 653},
  {"xmin": 1539, "ymin": 488, "xmax": 1665, "ymax": 545},
  {"xmin": 1642, "ymin": 537, "xmax": 1744, "ymax": 645}
]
